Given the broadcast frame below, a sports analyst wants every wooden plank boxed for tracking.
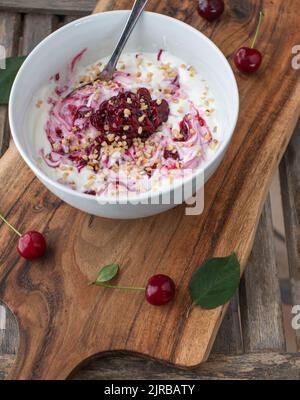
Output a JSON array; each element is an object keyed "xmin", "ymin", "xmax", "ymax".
[
  {"xmin": 0, "ymin": 12, "xmax": 21, "ymax": 156},
  {"xmin": 1, "ymin": 0, "xmax": 300, "ymax": 379},
  {"xmin": 239, "ymin": 197, "xmax": 286, "ymax": 352},
  {"xmin": 22, "ymin": 14, "xmax": 56, "ymax": 55},
  {"xmin": 279, "ymin": 119, "xmax": 300, "ymax": 350},
  {"xmin": 73, "ymin": 352, "xmax": 300, "ymax": 380},
  {"xmin": 212, "ymin": 294, "xmax": 244, "ymax": 355},
  {"xmin": 1, "ymin": 352, "xmax": 300, "ymax": 380},
  {"xmin": 63, "ymin": 16, "xmax": 80, "ymax": 24},
  {"xmin": 0, "ymin": 1, "xmax": 96, "ymax": 16},
  {"xmin": 0, "ymin": 354, "xmax": 15, "ymax": 380}
]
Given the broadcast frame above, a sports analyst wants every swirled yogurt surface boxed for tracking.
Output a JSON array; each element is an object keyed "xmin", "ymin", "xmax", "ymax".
[{"xmin": 31, "ymin": 50, "xmax": 220, "ymax": 197}]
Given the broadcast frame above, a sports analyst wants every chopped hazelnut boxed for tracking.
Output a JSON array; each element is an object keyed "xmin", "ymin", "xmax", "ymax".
[
  {"xmin": 53, "ymin": 143, "xmax": 60, "ymax": 151},
  {"xmin": 124, "ymin": 108, "xmax": 131, "ymax": 118},
  {"xmin": 209, "ymin": 139, "xmax": 218, "ymax": 149}
]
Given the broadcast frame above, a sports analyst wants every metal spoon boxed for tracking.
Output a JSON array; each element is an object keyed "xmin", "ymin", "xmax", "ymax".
[
  {"xmin": 99, "ymin": 0, "xmax": 149, "ymax": 81},
  {"xmin": 65, "ymin": 0, "xmax": 148, "ymax": 98}
]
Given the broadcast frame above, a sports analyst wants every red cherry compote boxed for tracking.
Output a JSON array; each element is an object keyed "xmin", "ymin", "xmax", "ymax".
[{"xmin": 90, "ymin": 88, "xmax": 170, "ymax": 148}]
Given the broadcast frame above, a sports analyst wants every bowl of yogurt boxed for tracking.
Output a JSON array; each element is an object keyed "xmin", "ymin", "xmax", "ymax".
[{"xmin": 9, "ymin": 11, "xmax": 239, "ymax": 219}]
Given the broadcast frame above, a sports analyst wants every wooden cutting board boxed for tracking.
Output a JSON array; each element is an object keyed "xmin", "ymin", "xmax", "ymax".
[{"xmin": 0, "ymin": 0, "xmax": 299, "ymax": 380}]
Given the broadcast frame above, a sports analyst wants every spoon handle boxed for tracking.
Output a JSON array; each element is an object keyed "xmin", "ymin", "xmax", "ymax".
[{"xmin": 102, "ymin": 0, "xmax": 148, "ymax": 78}]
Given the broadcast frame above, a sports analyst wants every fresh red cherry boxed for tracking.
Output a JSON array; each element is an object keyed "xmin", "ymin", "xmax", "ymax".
[
  {"xmin": 234, "ymin": 48, "xmax": 262, "ymax": 73},
  {"xmin": 92, "ymin": 269, "xmax": 176, "ymax": 306},
  {"xmin": 0, "ymin": 212, "xmax": 46, "ymax": 260},
  {"xmin": 145, "ymin": 274, "xmax": 176, "ymax": 306},
  {"xmin": 198, "ymin": 0, "xmax": 225, "ymax": 22},
  {"xmin": 234, "ymin": 11, "xmax": 264, "ymax": 73},
  {"xmin": 17, "ymin": 231, "xmax": 47, "ymax": 260}
]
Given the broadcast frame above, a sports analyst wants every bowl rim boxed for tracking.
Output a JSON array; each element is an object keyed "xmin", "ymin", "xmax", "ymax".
[{"xmin": 9, "ymin": 10, "xmax": 239, "ymax": 204}]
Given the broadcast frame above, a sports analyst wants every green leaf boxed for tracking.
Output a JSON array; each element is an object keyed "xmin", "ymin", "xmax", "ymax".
[
  {"xmin": 95, "ymin": 264, "xmax": 119, "ymax": 284},
  {"xmin": 0, "ymin": 56, "xmax": 26, "ymax": 105},
  {"xmin": 189, "ymin": 253, "xmax": 240, "ymax": 309}
]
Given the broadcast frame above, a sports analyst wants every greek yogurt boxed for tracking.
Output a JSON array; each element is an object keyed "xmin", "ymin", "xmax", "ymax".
[{"xmin": 31, "ymin": 50, "xmax": 220, "ymax": 197}]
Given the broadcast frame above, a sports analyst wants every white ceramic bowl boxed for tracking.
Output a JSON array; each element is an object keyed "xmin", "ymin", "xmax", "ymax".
[{"xmin": 9, "ymin": 11, "xmax": 239, "ymax": 219}]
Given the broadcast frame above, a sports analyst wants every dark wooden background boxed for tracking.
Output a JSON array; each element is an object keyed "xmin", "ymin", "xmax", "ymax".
[{"xmin": 0, "ymin": 0, "xmax": 299, "ymax": 379}]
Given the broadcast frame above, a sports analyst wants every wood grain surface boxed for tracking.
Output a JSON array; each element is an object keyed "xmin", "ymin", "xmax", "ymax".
[
  {"xmin": 1, "ymin": 352, "xmax": 300, "ymax": 380},
  {"xmin": 239, "ymin": 196, "xmax": 285, "ymax": 353},
  {"xmin": 0, "ymin": 0, "xmax": 299, "ymax": 380},
  {"xmin": 0, "ymin": 0, "xmax": 96, "ymax": 15},
  {"xmin": 280, "ymin": 120, "xmax": 300, "ymax": 350}
]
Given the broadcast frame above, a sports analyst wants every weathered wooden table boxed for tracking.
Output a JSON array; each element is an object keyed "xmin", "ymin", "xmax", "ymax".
[{"xmin": 0, "ymin": 0, "xmax": 300, "ymax": 380}]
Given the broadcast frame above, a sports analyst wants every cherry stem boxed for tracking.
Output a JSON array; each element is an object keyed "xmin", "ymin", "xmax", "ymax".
[
  {"xmin": 0, "ymin": 212, "xmax": 22, "ymax": 237},
  {"xmin": 91, "ymin": 282, "xmax": 145, "ymax": 292},
  {"xmin": 251, "ymin": 11, "xmax": 264, "ymax": 49}
]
